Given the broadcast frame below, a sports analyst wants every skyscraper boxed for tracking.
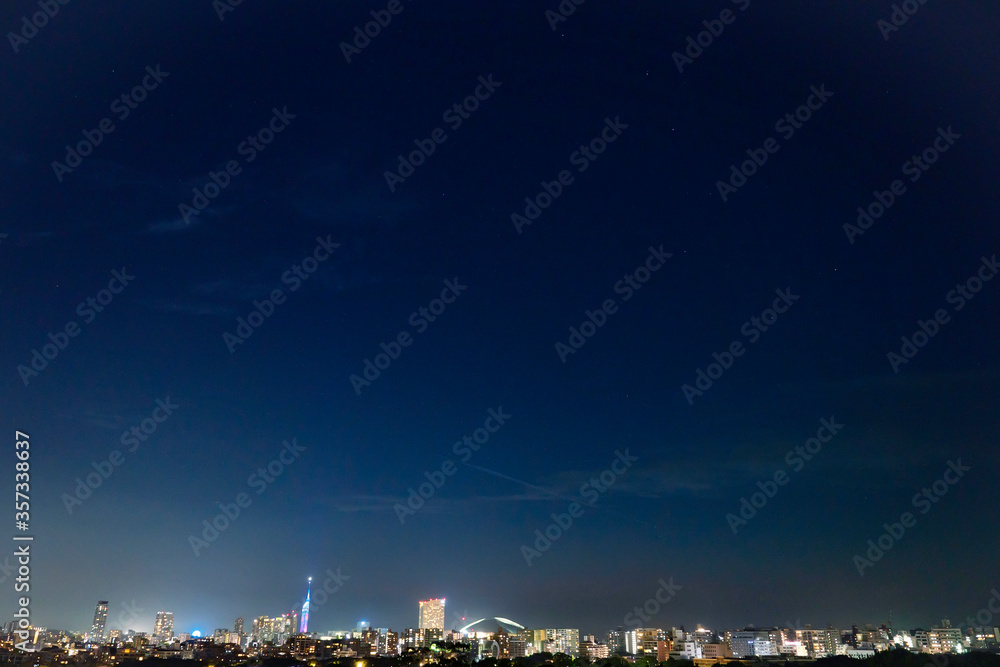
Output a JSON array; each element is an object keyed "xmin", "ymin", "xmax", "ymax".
[
  {"xmin": 299, "ymin": 578, "xmax": 311, "ymax": 633},
  {"xmin": 234, "ymin": 617, "xmax": 244, "ymax": 635},
  {"xmin": 544, "ymin": 629, "xmax": 580, "ymax": 657},
  {"xmin": 418, "ymin": 598, "xmax": 445, "ymax": 631},
  {"xmin": 153, "ymin": 612, "xmax": 174, "ymax": 643},
  {"xmin": 92, "ymin": 601, "xmax": 109, "ymax": 639}
]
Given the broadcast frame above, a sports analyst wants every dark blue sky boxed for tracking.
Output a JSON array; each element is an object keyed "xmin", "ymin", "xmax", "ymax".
[{"xmin": 2, "ymin": 0, "xmax": 999, "ymax": 639}]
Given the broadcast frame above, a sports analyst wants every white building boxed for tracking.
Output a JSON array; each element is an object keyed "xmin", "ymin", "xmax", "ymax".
[{"xmin": 675, "ymin": 640, "xmax": 702, "ymax": 659}]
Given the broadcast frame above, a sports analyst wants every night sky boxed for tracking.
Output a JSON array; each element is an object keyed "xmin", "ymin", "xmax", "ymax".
[{"xmin": 2, "ymin": 0, "xmax": 999, "ymax": 640}]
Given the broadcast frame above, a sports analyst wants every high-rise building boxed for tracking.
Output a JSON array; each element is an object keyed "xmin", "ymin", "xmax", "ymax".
[
  {"xmin": 251, "ymin": 615, "xmax": 296, "ymax": 645},
  {"xmin": 607, "ymin": 628, "xmax": 626, "ymax": 655},
  {"xmin": 419, "ymin": 598, "xmax": 445, "ymax": 631},
  {"xmin": 928, "ymin": 621, "xmax": 962, "ymax": 654},
  {"xmin": 378, "ymin": 630, "xmax": 400, "ymax": 656},
  {"xmin": 624, "ymin": 629, "xmax": 639, "ymax": 655},
  {"xmin": 299, "ymin": 578, "xmax": 312, "ymax": 634},
  {"xmin": 361, "ymin": 628, "xmax": 380, "ymax": 655},
  {"xmin": 234, "ymin": 617, "xmax": 244, "ymax": 635},
  {"xmin": 153, "ymin": 612, "xmax": 174, "ymax": 643},
  {"xmin": 544, "ymin": 629, "xmax": 580, "ymax": 657},
  {"xmin": 252, "ymin": 616, "xmax": 269, "ymax": 643},
  {"xmin": 495, "ymin": 627, "xmax": 511, "ymax": 658},
  {"xmin": 92, "ymin": 601, "xmax": 109, "ymax": 639}
]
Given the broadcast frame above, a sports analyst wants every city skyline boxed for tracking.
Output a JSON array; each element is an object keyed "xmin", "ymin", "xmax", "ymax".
[
  {"xmin": 43, "ymin": 593, "xmax": 995, "ymax": 642},
  {"xmin": 12, "ymin": 598, "xmax": 998, "ymax": 663}
]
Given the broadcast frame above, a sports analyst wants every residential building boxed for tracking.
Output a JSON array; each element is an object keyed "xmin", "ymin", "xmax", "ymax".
[{"xmin": 92, "ymin": 602, "xmax": 109, "ymax": 639}]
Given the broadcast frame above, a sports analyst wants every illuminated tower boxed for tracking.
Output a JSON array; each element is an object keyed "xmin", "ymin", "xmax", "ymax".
[{"xmin": 299, "ymin": 578, "xmax": 311, "ymax": 633}]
